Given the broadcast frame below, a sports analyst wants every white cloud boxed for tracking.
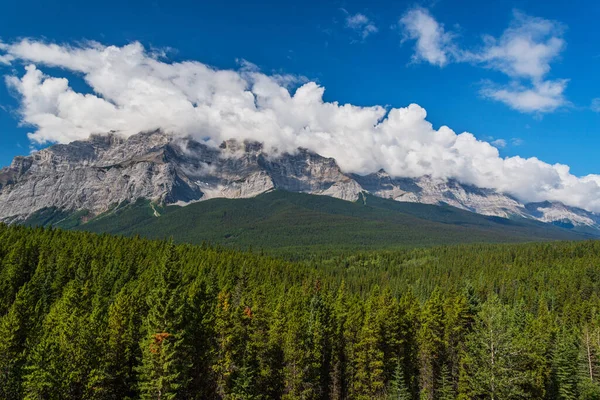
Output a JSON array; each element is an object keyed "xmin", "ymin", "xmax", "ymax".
[
  {"xmin": 399, "ymin": 7, "xmax": 456, "ymax": 67},
  {"xmin": 2, "ymin": 39, "xmax": 600, "ymax": 212},
  {"xmin": 592, "ymin": 98, "xmax": 600, "ymax": 112},
  {"xmin": 475, "ymin": 11, "xmax": 568, "ymax": 112},
  {"xmin": 0, "ymin": 41, "xmax": 13, "ymax": 65},
  {"xmin": 475, "ymin": 11, "xmax": 565, "ymax": 80},
  {"xmin": 399, "ymin": 9, "xmax": 568, "ymax": 113},
  {"xmin": 345, "ymin": 13, "xmax": 378, "ymax": 40},
  {"xmin": 481, "ymin": 79, "xmax": 568, "ymax": 113},
  {"xmin": 491, "ymin": 139, "xmax": 507, "ymax": 148},
  {"xmin": 0, "ymin": 55, "xmax": 13, "ymax": 65}
]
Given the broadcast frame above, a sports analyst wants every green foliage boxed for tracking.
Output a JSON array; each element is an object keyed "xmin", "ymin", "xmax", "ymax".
[
  {"xmin": 20, "ymin": 191, "xmax": 591, "ymax": 256},
  {"xmin": 137, "ymin": 245, "xmax": 190, "ymax": 399},
  {"xmin": 1, "ymin": 223, "xmax": 600, "ymax": 399},
  {"xmin": 552, "ymin": 326, "xmax": 579, "ymax": 400},
  {"xmin": 389, "ymin": 360, "xmax": 412, "ymax": 400}
]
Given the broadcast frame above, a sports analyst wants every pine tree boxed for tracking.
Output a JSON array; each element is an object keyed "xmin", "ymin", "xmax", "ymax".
[
  {"xmin": 398, "ymin": 289, "xmax": 420, "ymax": 399},
  {"xmin": 444, "ymin": 290, "xmax": 476, "ymax": 393},
  {"xmin": 0, "ymin": 285, "xmax": 33, "ymax": 399},
  {"xmin": 351, "ymin": 291, "xmax": 385, "ymax": 399},
  {"xmin": 22, "ymin": 282, "xmax": 98, "ymax": 399},
  {"xmin": 552, "ymin": 326, "xmax": 579, "ymax": 400},
  {"xmin": 304, "ymin": 286, "xmax": 333, "ymax": 400},
  {"xmin": 460, "ymin": 294, "xmax": 537, "ymax": 399},
  {"xmin": 389, "ymin": 359, "xmax": 412, "ymax": 400},
  {"xmin": 182, "ymin": 278, "xmax": 217, "ymax": 399},
  {"xmin": 330, "ymin": 282, "xmax": 349, "ymax": 400},
  {"xmin": 437, "ymin": 364, "xmax": 455, "ymax": 400},
  {"xmin": 137, "ymin": 244, "xmax": 190, "ymax": 400},
  {"xmin": 418, "ymin": 287, "xmax": 446, "ymax": 400},
  {"xmin": 89, "ymin": 287, "xmax": 141, "ymax": 399},
  {"xmin": 578, "ymin": 323, "xmax": 600, "ymax": 400}
]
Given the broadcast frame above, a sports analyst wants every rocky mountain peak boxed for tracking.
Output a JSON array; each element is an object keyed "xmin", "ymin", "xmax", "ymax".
[{"xmin": 1, "ymin": 130, "xmax": 599, "ymax": 233}]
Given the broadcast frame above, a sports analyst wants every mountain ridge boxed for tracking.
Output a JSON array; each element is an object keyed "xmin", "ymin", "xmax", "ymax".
[{"xmin": 1, "ymin": 130, "xmax": 599, "ymax": 236}]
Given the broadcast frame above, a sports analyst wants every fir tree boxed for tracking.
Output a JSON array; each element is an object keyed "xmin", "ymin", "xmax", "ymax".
[
  {"xmin": 137, "ymin": 244, "xmax": 190, "ymax": 400},
  {"xmin": 389, "ymin": 359, "xmax": 412, "ymax": 400},
  {"xmin": 351, "ymin": 290, "xmax": 385, "ymax": 399},
  {"xmin": 437, "ymin": 364, "xmax": 455, "ymax": 400},
  {"xmin": 552, "ymin": 326, "xmax": 579, "ymax": 400},
  {"xmin": 418, "ymin": 287, "xmax": 446, "ymax": 400}
]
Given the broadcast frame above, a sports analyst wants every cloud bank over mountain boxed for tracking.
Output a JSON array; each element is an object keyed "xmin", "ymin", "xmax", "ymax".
[{"xmin": 1, "ymin": 39, "xmax": 600, "ymax": 212}]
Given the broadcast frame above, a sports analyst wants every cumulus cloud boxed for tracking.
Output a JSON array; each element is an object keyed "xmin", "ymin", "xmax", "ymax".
[
  {"xmin": 399, "ymin": 7, "xmax": 457, "ymax": 67},
  {"xmin": 345, "ymin": 13, "xmax": 378, "ymax": 40},
  {"xmin": 1, "ymin": 39, "xmax": 600, "ymax": 212},
  {"xmin": 400, "ymin": 8, "xmax": 568, "ymax": 113}
]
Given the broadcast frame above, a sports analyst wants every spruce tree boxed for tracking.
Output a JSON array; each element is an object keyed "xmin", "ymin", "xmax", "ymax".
[
  {"xmin": 437, "ymin": 364, "xmax": 455, "ymax": 400},
  {"xmin": 0, "ymin": 284, "xmax": 33, "ymax": 399},
  {"xmin": 552, "ymin": 326, "xmax": 579, "ymax": 400},
  {"xmin": 418, "ymin": 287, "xmax": 446, "ymax": 400},
  {"xmin": 351, "ymin": 290, "xmax": 385, "ymax": 399},
  {"xmin": 389, "ymin": 359, "xmax": 412, "ymax": 400},
  {"xmin": 89, "ymin": 287, "xmax": 140, "ymax": 399},
  {"xmin": 137, "ymin": 244, "xmax": 190, "ymax": 400}
]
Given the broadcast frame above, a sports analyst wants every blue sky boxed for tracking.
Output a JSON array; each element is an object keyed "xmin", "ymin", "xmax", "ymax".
[{"xmin": 0, "ymin": 0, "xmax": 599, "ymax": 178}]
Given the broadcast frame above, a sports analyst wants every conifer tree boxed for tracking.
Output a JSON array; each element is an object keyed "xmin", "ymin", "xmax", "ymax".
[
  {"xmin": 460, "ymin": 294, "xmax": 536, "ymax": 399},
  {"xmin": 183, "ymin": 278, "xmax": 217, "ymax": 399},
  {"xmin": 304, "ymin": 286, "xmax": 333, "ymax": 400},
  {"xmin": 351, "ymin": 291, "xmax": 385, "ymax": 399},
  {"xmin": 22, "ymin": 282, "xmax": 98, "ymax": 399},
  {"xmin": 418, "ymin": 287, "xmax": 446, "ymax": 400},
  {"xmin": 137, "ymin": 244, "xmax": 190, "ymax": 400},
  {"xmin": 0, "ymin": 284, "xmax": 33, "ymax": 399},
  {"xmin": 552, "ymin": 326, "xmax": 579, "ymax": 400},
  {"xmin": 578, "ymin": 323, "xmax": 600, "ymax": 400},
  {"xmin": 89, "ymin": 287, "xmax": 140, "ymax": 399},
  {"xmin": 389, "ymin": 359, "xmax": 412, "ymax": 400},
  {"xmin": 330, "ymin": 282, "xmax": 349, "ymax": 400},
  {"xmin": 437, "ymin": 364, "xmax": 455, "ymax": 400},
  {"xmin": 398, "ymin": 289, "xmax": 420, "ymax": 398}
]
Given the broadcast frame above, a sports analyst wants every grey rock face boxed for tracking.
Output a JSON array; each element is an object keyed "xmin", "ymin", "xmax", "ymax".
[
  {"xmin": 524, "ymin": 201, "xmax": 600, "ymax": 229},
  {"xmin": 0, "ymin": 132, "xmax": 177, "ymax": 220},
  {"xmin": 0, "ymin": 131, "xmax": 361, "ymax": 221},
  {"xmin": 352, "ymin": 170, "xmax": 529, "ymax": 218},
  {"xmin": 1, "ymin": 130, "xmax": 598, "ymax": 231}
]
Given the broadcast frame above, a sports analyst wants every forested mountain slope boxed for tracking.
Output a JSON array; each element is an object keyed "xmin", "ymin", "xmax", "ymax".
[
  {"xmin": 22, "ymin": 191, "xmax": 592, "ymax": 254},
  {"xmin": 2, "ymin": 224, "xmax": 600, "ymax": 398}
]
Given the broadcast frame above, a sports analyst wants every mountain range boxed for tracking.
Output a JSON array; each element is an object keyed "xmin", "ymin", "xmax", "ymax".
[{"xmin": 1, "ymin": 130, "xmax": 599, "ymax": 244}]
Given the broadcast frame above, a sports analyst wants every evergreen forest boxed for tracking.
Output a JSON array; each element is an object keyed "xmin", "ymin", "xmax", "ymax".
[{"xmin": 2, "ymin": 223, "xmax": 600, "ymax": 399}]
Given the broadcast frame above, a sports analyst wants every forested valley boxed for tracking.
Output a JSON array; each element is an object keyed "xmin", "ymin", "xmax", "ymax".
[{"xmin": 2, "ymin": 224, "xmax": 600, "ymax": 399}]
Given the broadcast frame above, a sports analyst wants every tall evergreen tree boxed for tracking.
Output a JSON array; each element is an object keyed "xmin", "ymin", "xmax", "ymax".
[
  {"xmin": 351, "ymin": 290, "xmax": 385, "ymax": 400},
  {"xmin": 89, "ymin": 286, "xmax": 141, "ymax": 399},
  {"xmin": 0, "ymin": 284, "xmax": 34, "ymax": 399},
  {"xmin": 552, "ymin": 326, "xmax": 580, "ymax": 400},
  {"xmin": 437, "ymin": 364, "xmax": 455, "ymax": 400},
  {"xmin": 389, "ymin": 359, "xmax": 412, "ymax": 400},
  {"xmin": 418, "ymin": 287, "xmax": 446, "ymax": 400},
  {"xmin": 460, "ymin": 294, "xmax": 540, "ymax": 399},
  {"xmin": 137, "ymin": 244, "xmax": 190, "ymax": 400}
]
